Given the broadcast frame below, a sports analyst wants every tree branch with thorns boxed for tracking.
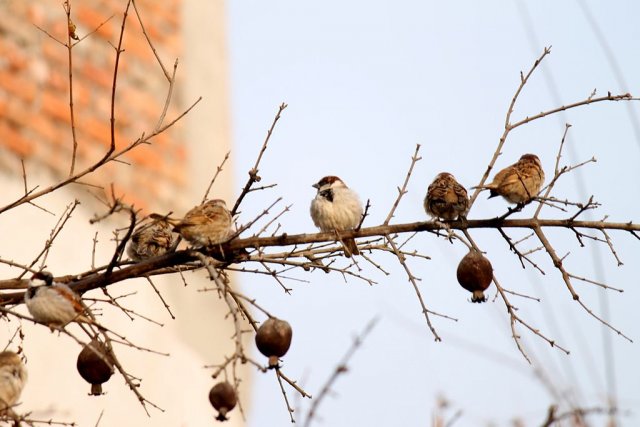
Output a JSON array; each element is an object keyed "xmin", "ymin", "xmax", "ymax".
[{"xmin": 0, "ymin": 2, "xmax": 639, "ymax": 424}]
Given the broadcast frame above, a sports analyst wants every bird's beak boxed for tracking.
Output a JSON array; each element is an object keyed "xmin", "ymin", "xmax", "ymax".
[{"xmin": 312, "ymin": 183, "xmax": 319, "ymax": 189}]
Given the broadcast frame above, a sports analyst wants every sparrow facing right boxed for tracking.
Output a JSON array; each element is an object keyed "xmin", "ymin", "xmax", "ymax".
[
  {"xmin": 0, "ymin": 351, "xmax": 26, "ymax": 414},
  {"xmin": 424, "ymin": 172, "xmax": 469, "ymax": 221},
  {"xmin": 475, "ymin": 154, "xmax": 545, "ymax": 204}
]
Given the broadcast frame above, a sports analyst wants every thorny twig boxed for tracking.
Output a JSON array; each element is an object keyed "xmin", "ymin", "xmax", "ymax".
[
  {"xmin": 303, "ymin": 317, "xmax": 378, "ymax": 427},
  {"xmin": 533, "ymin": 226, "xmax": 632, "ymax": 342},
  {"xmin": 232, "ymin": 103, "xmax": 288, "ymax": 216},
  {"xmin": 384, "ymin": 144, "xmax": 421, "ymax": 225},
  {"xmin": 202, "ymin": 151, "xmax": 231, "ymax": 203}
]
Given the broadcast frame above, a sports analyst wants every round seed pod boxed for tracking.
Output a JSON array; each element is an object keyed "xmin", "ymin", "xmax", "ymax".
[
  {"xmin": 209, "ymin": 381, "xmax": 237, "ymax": 421},
  {"xmin": 76, "ymin": 339, "xmax": 114, "ymax": 395},
  {"xmin": 255, "ymin": 318, "xmax": 292, "ymax": 368},
  {"xmin": 456, "ymin": 250, "xmax": 493, "ymax": 303}
]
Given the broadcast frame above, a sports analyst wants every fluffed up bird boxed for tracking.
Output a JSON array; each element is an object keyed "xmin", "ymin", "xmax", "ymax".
[
  {"xmin": 424, "ymin": 172, "xmax": 469, "ymax": 221},
  {"xmin": 0, "ymin": 351, "xmax": 27, "ymax": 414},
  {"xmin": 127, "ymin": 217, "xmax": 174, "ymax": 261},
  {"xmin": 24, "ymin": 271, "xmax": 93, "ymax": 328},
  {"xmin": 310, "ymin": 175, "xmax": 363, "ymax": 257},
  {"xmin": 474, "ymin": 154, "xmax": 545, "ymax": 204},
  {"xmin": 157, "ymin": 199, "xmax": 233, "ymax": 248}
]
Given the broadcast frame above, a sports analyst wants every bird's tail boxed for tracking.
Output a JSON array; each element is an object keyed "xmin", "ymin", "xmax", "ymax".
[
  {"xmin": 470, "ymin": 185, "xmax": 498, "ymax": 199},
  {"xmin": 342, "ymin": 237, "xmax": 360, "ymax": 257}
]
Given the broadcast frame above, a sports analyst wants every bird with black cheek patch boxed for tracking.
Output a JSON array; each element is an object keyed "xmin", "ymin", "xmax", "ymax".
[
  {"xmin": 474, "ymin": 154, "xmax": 545, "ymax": 205},
  {"xmin": 310, "ymin": 176, "xmax": 363, "ymax": 257},
  {"xmin": 24, "ymin": 271, "xmax": 93, "ymax": 328}
]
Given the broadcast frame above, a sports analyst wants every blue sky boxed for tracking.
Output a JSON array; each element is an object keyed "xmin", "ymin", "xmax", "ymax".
[{"xmin": 227, "ymin": 2, "xmax": 640, "ymax": 425}]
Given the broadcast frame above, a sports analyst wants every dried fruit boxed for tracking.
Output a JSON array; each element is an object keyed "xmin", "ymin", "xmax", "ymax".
[
  {"xmin": 255, "ymin": 317, "xmax": 292, "ymax": 368},
  {"xmin": 76, "ymin": 339, "xmax": 114, "ymax": 395},
  {"xmin": 456, "ymin": 250, "xmax": 493, "ymax": 303},
  {"xmin": 209, "ymin": 381, "xmax": 237, "ymax": 421}
]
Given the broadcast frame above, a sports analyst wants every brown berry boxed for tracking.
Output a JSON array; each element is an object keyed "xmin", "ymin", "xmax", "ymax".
[
  {"xmin": 76, "ymin": 339, "xmax": 114, "ymax": 395},
  {"xmin": 456, "ymin": 250, "xmax": 493, "ymax": 303},
  {"xmin": 255, "ymin": 317, "xmax": 292, "ymax": 368},
  {"xmin": 208, "ymin": 381, "xmax": 237, "ymax": 421}
]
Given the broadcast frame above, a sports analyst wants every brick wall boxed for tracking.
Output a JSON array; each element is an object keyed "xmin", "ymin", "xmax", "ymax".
[{"xmin": 0, "ymin": 0, "xmax": 186, "ymax": 211}]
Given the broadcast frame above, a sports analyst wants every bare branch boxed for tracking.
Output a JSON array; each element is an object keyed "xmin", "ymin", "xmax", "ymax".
[{"xmin": 232, "ymin": 103, "xmax": 288, "ymax": 216}]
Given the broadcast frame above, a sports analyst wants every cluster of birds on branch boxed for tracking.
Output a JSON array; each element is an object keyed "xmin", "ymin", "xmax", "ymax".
[{"xmin": 0, "ymin": 154, "xmax": 544, "ymax": 413}]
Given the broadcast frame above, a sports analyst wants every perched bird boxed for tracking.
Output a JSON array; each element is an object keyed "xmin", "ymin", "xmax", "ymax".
[
  {"xmin": 0, "ymin": 351, "xmax": 27, "ymax": 414},
  {"xmin": 127, "ymin": 217, "xmax": 174, "ymax": 261},
  {"xmin": 24, "ymin": 272, "xmax": 92, "ymax": 328},
  {"xmin": 160, "ymin": 199, "xmax": 233, "ymax": 248},
  {"xmin": 310, "ymin": 176, "xmax": 363, "ymax": 257},
  {"xmin": 424, "ymin": 172, "xmax": 469, "ymax": 220},
  {"xmin": 475, "ymin": 154, "xmax": 545, "ymax": 204}
]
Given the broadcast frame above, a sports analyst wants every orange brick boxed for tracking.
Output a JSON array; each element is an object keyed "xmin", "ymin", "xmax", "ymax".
[
  {"xmin": 5, "ymin": 98, "xmax": 31, "ymax": 127},
  {"xmin": 72, "ymin": 80, "xmax": 92, "ymax": 107},
  {"xmin": 122, "ymin": 29, "xmax": 153, "ymax": 62},
  {"xmin": 42, "ymin": 41, "xmax": 67, "ymax": 66},
  {"xmin": 81, "ymin": 62, "xmax": 113, "ymax": 89},
  {"xmin": 126, "ymin": 144, "xmax": 164, "ymax": 170},
  {"xmin": 0, "ymin": 122, "xmax": 35, "ymax": 157},
  {"xmin": 0, "ymin": 70, "xmax": 38, "ymax": 104},
  {"xmin": 47, "ymin": 70, "xmax": 69, "ymax": 92},
  {"xmin": 173, "ymin": 144, "xmax": 187, "ymax": 162},
  {"xmin": 76, "ymin": 5, "xmax": 114, "ymax": 39},
  {"xmin": 30, "ymin": 112, "xmax": 64, "ymax": 144},
  {"xmin": 42, "ymin": 90, "xmax": 71, "ymax": 123},
  {"xmin": 80, "ymin": 115, "xmax": 111, "ymax": 146}
]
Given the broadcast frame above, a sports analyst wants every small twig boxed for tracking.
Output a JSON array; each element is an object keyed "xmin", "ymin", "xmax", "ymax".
[
  {"xmin": 275, "ymin": 368, "xmax": 296, "ymax": 423},
  {"xmin": 202, "ymin": 151, "xmax": 231, "ymax": 203},
  {"xmin": 534, "ymin": 226, "xmax": 632, "ymax": 342},
  {"xmin": 384, "ymin": 144, "xmax": 421, "ymax": 225},
  {"xmin": 145, "ymin": 276, "xmax": 175, "ymax": 319},
  {"xmin": 232, "ymin": 103, "xmax": 288, "ymax": 216},
  {"xmin": 303, "ymin": 317, "xmax": 378, "ymax": 427},
  {"xmin": 131, "ymin": 0, "xmax": 170, "ymax": 80},
  {"xmin": 385, "ymin": 234, "xmax": 442, "ymax": 341},
  {"xmin": 18, "ymin": 200, "xmax": 80, "ymax": 279},
  {"xmin": 63, "ymin": 1, "xmax": 79, "ymax": 176},
  {"xmin": 535, "ymin": 123, "xmax": 572, "ymax": 217}
]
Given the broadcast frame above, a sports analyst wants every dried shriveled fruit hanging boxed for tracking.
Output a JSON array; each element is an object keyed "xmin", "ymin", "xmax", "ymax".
[
  {"xmin": 456, "ymin": 250, "xmax": 493, "ymax": 303},
  {"xmin": 209, "ymin": 381, "xmax": 238, "ymax": 422},
  {"xmin": 76, "ymin": 339, "xmax": 114, "ymax": 395},
  {"xmin": 255, "ymin": 317, "xmax": 292, "ymax": 368}
]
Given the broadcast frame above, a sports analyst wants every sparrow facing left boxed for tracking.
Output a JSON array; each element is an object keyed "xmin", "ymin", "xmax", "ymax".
[
  {"xmin": 424, "ymin": 172, "xmax": 469, "ymax": 221},
  {"xmin": 24, "ymin": 272, "xmax": 92, "ymax": 328},
  {"xmin": 475, "ymin": 154, "xmax": 545, "ymax": 204},
  {"xmin": 163, "ymin": 199, "xmax": 233, "ymax": 248},
  {"xmin": 310, "ymin": 176, "xmax": 363, "ymax": 257},
  {"xmin": 127, "ymin": 217, "xmax": 174, "ymax": 261},
  {"xmin": 0, "ymin": 351, "xmax": 26, "ymax": 414}
]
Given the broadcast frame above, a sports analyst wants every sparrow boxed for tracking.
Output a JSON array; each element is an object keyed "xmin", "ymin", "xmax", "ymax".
[
  {"xmin": 474, "ymin": 154, "xmax": 545, "ymax": 204},
  {"xmin": 0, "ymin": 351, "xmax": 27, "ymax": 414},
  {"xmin": 24, "ymin": 271, "xmax": 92, "ymax": 328},
  {"xmin": 158, "ymin": 199, "xmax": 233, "ymax": 248},
  {"xmin": 424, "ymin": 172, "xmax": 469, "ymax": 220},
  {"xmin": 310, "ymin": 176, "xmax": 363, "ymax": 257},
  {"xmin": 127, "ymin": 217, "xmax": 174, "ymax": 261}
]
